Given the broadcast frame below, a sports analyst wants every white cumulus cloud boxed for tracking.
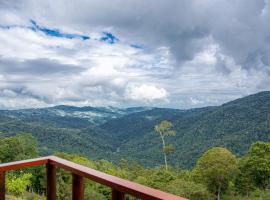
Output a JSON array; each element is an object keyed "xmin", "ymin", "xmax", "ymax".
[
  {"xmin": 126, "ymin": 84, "xmax": 168, "ymax": 103},
  {"xmin": 0, "ymin": 0, "xmax": 270, "ymax": 109}
]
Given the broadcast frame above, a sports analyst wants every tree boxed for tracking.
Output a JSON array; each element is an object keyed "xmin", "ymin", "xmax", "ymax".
[
  {"xmin": 0, "ymin": 133, "xmax": 38, "ymax": 163},
  {"xmin": 154, "ymin": 120, "xmax": 176, "ymax": 170},
  {"xmin": 244, "ymin": 142, "xmax": 270, "ymax": 191},
  {"xmin": 193, "ymin": 147, "xmax": 238, "ymax": 200},
  {"xmin": 166, "ymin": 179, "xmax": 213, "ymax": 200},
  {"xmin": 6, "ymin": 173, "xmax": 32, "ymax": 196},
  {"xmin": 235, "ymin": 156, "xmax": 256, "ymax": 196}
]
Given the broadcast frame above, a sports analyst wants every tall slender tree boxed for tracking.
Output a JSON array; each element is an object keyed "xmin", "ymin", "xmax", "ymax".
[{"xmin": 154, "ymin": 120, "xmax": 176, "ymax": 170}]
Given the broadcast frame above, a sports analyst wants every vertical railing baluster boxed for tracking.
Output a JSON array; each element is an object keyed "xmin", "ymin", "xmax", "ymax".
[
  {"xmin": 72, "ymin": 173, "xmax": 84, "ymax": 200},
  {"xmin": 112, "ymin": 189, "xmax": 125, "ymax": 200},
  {"xmin": 0, "ymin": 171, "xmax": 5, "ymax": 200},
  {"xmin": 46, "ymin": 163, "xmax": 56, "ymax": 200}
]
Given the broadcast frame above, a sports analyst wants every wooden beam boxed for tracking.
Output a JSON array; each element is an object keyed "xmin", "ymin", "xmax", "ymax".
[
  {"xmin": 0, "ymin": 157, "xmax": 49, "ymax": 172},
  {"xmin": 49, "ymin": 156, "xmax": 186, "ymax": 200},
  {"xmin": 0, "ymin": 171, "xmax": 5, "ymax": 200},
  {"xmin": 0, "ymin": 156, "xmax": 187, "ymax": 200},
  {"xmin": 46, "ymin": 163, "xmax": 56, "ymax": 200},
  {"xmin": 72, "ymin": 173, "xmax": 84, "ymax": 200},
  {"xmin": 112, "ymin": 189, "xmax": 125, "ymax": 200}
]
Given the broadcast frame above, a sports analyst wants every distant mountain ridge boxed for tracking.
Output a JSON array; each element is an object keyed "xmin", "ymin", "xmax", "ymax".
[
  {"xmin": 0, "ymin": 105, "xmax": 153, "ymax": 125},
  {"xmin": 0, "ymin": 91, "xmax": 270, "ymax": 168}
]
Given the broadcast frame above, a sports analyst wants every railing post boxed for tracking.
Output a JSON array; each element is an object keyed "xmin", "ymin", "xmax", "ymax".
[
  {"xmin": 72, "ymin": 173, "xmax": 84, "ymax": 200},
  {"xmin": 0, "ymin": 171, "xmax": 5, "ymax": 200},
  {"xmin": 112, "ymin": 189, "xmax": 125, "ymax": 200},
  {"xmin": 46, "ymin": 163, "xmax": 56, "ymax": 200}
]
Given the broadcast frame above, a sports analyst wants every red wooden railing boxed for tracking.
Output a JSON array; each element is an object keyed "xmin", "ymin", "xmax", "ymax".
[{"xmin": 0, "ymin": 156, "xmax": 187, "ymax": 200}]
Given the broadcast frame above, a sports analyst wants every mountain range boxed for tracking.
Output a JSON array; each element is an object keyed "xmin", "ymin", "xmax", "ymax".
[{"xmin": 0, "ymin": 91, "xmax": 270, "ymax": 168}]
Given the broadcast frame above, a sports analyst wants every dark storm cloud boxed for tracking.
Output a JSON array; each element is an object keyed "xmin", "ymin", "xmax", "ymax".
[
  {"xmin": 4, "ymin": 0, "xmax": 267, "ymax": 71},
  {"xmin": 0, "ymin": 86, "xmax": 51, "ymax": 103},
  {"xmin": 203, "ymin": 0, "xmax": 270, "ymax": 70},
  {"xmin": 1, "ymin": 0, "xmax": 270, "ymax": 108},
  {"xmin": 0, "ymin": 57, "xmax": 86, "ymax": 75}
]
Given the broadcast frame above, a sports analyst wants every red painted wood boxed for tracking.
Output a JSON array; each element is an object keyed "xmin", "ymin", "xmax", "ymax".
[
  {"xmin": 72, "ymin": 173, "xmax": 84, "ymax": 200},
  {"xmin": 0, "ymin": 156, "xmax": 187, "ymax": 200},
  {"xmin": 0, "ymin": 157, "xmax": 49, "ymax": 172},
  {"xmin": 47, "ymin": 163, "xmax": 56, "ymax": 200},
  {"xmin": 49, "ymin": 156, "xmax": 186, "ymax": 200},
  {"xmin": 0, "ymin": 171, "xmax": 5, "ymax": 200},
  {"xmin": 112, "ymin": 189, "xmax": 125, "ymax": 200}
]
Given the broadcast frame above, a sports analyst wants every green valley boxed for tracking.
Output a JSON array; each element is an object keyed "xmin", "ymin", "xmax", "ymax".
[{"xmin": 1, "ymin": 91, "xmax": 270, "ymax": 168}]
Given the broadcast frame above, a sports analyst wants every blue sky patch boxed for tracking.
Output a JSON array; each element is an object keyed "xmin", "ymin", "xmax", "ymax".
[
  {"xmin": 130, "ymin": 44, "xmax": 144, "ymax": 49},
  {"xmin": 30, "ymin": 20, "xmax": 90, "ymax": 40},
  {"xmin": 100, "ymin": 32, "xmax": 119, "ymax": 44}
]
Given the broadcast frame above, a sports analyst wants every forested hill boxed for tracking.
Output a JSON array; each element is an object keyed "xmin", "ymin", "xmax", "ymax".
[{"xmin": 0, "ymin": 91, "xmax": 270, "ymax": 168}]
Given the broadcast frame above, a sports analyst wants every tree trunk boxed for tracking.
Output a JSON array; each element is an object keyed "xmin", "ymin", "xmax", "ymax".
[
  {"xmin": 217, "ymin": 186, "xmax": 221, "ymax": 200},
  {"xmin": 161, "ymin": 135, "xmax": 168, "ymax": 170}
]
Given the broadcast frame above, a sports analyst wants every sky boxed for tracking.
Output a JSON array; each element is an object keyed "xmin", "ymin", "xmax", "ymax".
[{"xmin": 0, "ymin": 0, "xmax": 270, "ymax": 109}]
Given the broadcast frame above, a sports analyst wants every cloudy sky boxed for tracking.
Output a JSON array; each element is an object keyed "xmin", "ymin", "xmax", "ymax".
[{"xmin": 0, "ymin": 0, "xmax": 270, "ymax": 109}]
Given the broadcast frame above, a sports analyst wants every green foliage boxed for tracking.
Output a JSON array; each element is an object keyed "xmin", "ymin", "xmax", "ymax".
[
  {"xmin": 102, "ymin": 91, "xmax": 270, "ymax": 168},
  {"xmin": 154, "ymin": 120, "xmax": 176, "ymax": 170},
  {"xmin": 0, "ymin": 133, "xmax": 38, "ymax": 163},
  {"xmin": 1, "ymin": 92, "xmax": 270, "ymax": 200},
  {"xmin": 56, "ymin": 168, "xmax": 71, "ymax": 200},
  {"xmin": 138, "ymin": 168, "xmax": 176, "ymax": 189},
  {"xmin": 242, "ymin": 142, "xmax": 270, "ymax": 191},
  {"xmin": 164, "ymin": 144, "xmax": 174, "ymax": 154},
  {"xmin": 28, "ymin": 166, "xmax": 46, "ymax": 195},
  {"xmin": 222, "ymin": 189, "xmax": 270, "ymax": 200},
  {"xmin": 165, "ymin": 179, "xmax": 213, "ymax": 200},
  {"xmin": 0, "ymin": 134, "xmax": 47, "ymax": 197},
  {"xmin": 1, "ymin": 91, "xmax": 270, "ymax": 169},
  {"xmin": 193, "ymin": 147, "xmax": 238, "ymax": 199},
  {"xmin": 6, "ymin": 173, "xmax": 32, "ymax": 196},
  {"xmin": 235, "ymin": 156, "xmax": 256, "ymax": 196},
  {"xmin": 154, "ymin": 120, "xmax": 176, "ymax": 137},
  {"xmin": 1, "ymin": 138, "xmax": 270, "ymax": 200}
]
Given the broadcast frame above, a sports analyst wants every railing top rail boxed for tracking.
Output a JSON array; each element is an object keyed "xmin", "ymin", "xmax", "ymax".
[
  {"xmin": 0, "ymin": 156, "xmax": 49, "ymax": 171},
  {"xmin": 0, "ymin": 156, "xmax": 187, "ymax": 200}
]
